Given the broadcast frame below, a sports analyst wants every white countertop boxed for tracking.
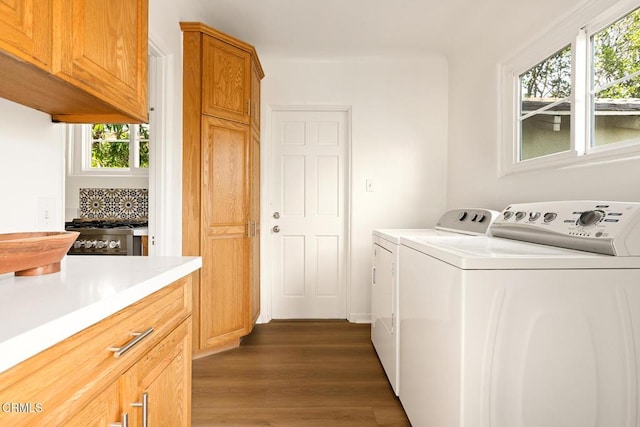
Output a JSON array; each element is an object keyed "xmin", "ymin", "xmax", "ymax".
[{"xmin": 0, "ymin": 255, "xmax": 202, "ymax": 374}]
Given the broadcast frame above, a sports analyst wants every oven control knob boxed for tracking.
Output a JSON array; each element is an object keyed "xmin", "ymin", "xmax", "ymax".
[
  {"xmin": 84, "ymin": 240, "xmax": 96, "ymax": 249},
  {"xmin": 503, "ymin": 211, "xmax": 514, "ymax": 220},
  {"xmin": 578, "ymin": 210, "xmax": 605, "ymax": 227},
  {"xmin": 543, "ymin": 212, "xmax": 557, "ymax": 223},
  {"xmin": 74, "ymin": 240, "xmax": 84, "ymax": 249},
  {"xmin": 96, "ymin": 240, "xmax": 107, "ymax": 249},
  {"xmin": 515, "ymin": 211, "xmax": 527, "ymax": 221},
  {"xmin": 529, "ymin": 212, "xmax": 541, "ymax": 221},
  {"xmin": 109, "ymin": 240, "xmax": 121, "ymax": 249}
]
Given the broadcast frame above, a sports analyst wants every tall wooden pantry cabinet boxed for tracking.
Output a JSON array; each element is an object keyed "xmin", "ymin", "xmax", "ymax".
[{"xmin": 181, "ymin": 22, "xmax": 263, "ymax": 356}]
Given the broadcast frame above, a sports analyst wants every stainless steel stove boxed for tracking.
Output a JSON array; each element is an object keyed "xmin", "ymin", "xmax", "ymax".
[{"xmin": 65, "ymin": 219, "xmax": 148, "ymax": 256}]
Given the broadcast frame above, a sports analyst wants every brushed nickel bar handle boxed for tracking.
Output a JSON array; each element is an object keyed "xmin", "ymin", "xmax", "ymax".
[
  {"xmin": 109, "ymin": 327, "xmax": 154, "ymax": 358},
  {"xmin": 131, "ymin": 392, "xmax": 149, "ymax": 427},
  {"xmin": 109, "ymin": 412, "xmax": 129, "ymax": 427}
]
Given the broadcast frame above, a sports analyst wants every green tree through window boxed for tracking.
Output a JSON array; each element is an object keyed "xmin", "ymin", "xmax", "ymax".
[{"xmin": 91, "ymin": 123, "xmax": 149, "ymax": 169}]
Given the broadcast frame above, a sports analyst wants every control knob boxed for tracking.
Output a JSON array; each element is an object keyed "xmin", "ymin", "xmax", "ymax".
[
  {"xmin": 74, "ymin": 240, "xmax": 84, "ymax": 249},
  {"xmin": 458, "ymin": 211, "xmax": 468, "ymax": 221},
  {"xmin": 84, "ymin": 240, "xmax": 96, "ymax": 249},
  {"xmin": 578, "ymin": 210, "xmax": 605, "ymax": 226},
  {"xmin": 96, "ymin": 240, "xmax": 107, "ymax": 249},
  {"xmin": 109, "ymin": 240, "xmax": 121, "ymax": 249}
]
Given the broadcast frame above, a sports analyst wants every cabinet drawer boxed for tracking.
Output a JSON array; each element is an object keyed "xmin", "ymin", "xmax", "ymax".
[{"xmin": 0, "ymin": 276, "xmax": 192, "ymax": 426}]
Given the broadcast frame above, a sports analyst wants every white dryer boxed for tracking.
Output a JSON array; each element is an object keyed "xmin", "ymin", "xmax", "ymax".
[
  {"xmin": 371, "ymin": 208, "xmax": 498, "ymax": 396},
  {"xmin": 399, "ymin": 201, "xmax": 640, "ymax": 427}
]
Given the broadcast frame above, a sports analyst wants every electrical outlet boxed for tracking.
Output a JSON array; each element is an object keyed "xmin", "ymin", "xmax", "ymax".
[{"xmin": 37, "ymin": 197, "xmax": 56, "ymax": 229}]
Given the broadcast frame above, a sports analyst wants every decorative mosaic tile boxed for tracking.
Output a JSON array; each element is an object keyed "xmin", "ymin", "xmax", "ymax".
[{"xmin": 79, "ymin": 188, "xmax": 148, "ymax": 219}]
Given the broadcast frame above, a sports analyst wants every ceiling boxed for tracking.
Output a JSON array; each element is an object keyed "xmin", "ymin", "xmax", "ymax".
[{"xmin": 196, "ymin": 0, "xmax": 586, "ymax": 58}]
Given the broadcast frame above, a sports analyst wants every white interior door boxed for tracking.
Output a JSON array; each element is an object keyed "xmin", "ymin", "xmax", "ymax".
[{"xmin": 270, "ymin": 108, "xmax": 349, "ymax": 319}]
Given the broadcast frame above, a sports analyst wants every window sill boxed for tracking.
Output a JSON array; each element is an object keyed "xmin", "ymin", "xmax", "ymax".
[{"xmin": 500, "ymin": 143, "xmax": 640, "ymax": 177}]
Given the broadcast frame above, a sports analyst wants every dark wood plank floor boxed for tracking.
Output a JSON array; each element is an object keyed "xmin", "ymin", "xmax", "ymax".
[{"xmin": 192, "ymin": 320, "xmax": 411, "ymax": 426}]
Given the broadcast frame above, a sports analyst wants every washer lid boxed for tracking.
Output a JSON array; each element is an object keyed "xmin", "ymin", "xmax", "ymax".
[
  {"xmin": 400, "ymin": 235, "xmax": 640, "ymax": 270},
  {"xmin": 373, "ymin": 228, "xmax": 458, "ymax": 245},
  {"xmin": 373, "ymin": 208, "xmax": 500, "ymax": 244}
]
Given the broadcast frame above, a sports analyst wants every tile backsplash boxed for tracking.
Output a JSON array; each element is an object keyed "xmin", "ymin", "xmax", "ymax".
[{"xmin": 79, "ymin": 188, "xmax": 148, "ymax": 219}]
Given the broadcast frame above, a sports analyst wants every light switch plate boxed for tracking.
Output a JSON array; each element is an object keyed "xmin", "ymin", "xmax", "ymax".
[{"xmin": 366, "ymin": 179, "xmax": 374, "ymax": 192}]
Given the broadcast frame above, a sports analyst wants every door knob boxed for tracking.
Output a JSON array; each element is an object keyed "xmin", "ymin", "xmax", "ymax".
[
  {"xmin": 272, "ymin": 225, "xmax": 280, "ymax": 233},
  {"xmin": 273, "ymin": 212, "xmax": 280, "ymax": 219}
]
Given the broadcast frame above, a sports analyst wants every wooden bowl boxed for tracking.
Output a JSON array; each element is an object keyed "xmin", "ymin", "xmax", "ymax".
[{"xmin": 0, "ymin": 231, "xmax": 80, "ymax": 276}]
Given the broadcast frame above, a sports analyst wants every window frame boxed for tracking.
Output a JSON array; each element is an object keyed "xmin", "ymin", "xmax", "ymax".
[
  {"xmin": 67, "ymin": 123, "xmax": 150, "ymax": 177},
  {"xmin": 499, "ymin": 0, "xmax": 640, "ymax": 176}
]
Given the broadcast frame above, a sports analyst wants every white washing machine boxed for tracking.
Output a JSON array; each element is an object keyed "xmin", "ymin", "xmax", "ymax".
[
  {"xmin": 399, "ymin": 201, "xmax": 640, "ymax": 427},
  {"xmin": 371, "ymin": 208, "xmax": 499, "ymax": 396}
]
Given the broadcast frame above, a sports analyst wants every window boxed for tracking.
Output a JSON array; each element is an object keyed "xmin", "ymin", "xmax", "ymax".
[
  {"xmin": 519, "ymin": 45, "xmax": 572, "ymax": 161},
  {"xmin": 501, "ymin": 0, "xmax": 640, "ymax": 174},
  {"xmin": 90, "ymin": 123, "xmax": 150, "ymax": 169},
  {"xmin": 590, "ymin": 9, "xmax": 640, "ymax": 150},
  {"xmin": 67, "ymin": 122, "xmax": 150, "ymax": 176}
]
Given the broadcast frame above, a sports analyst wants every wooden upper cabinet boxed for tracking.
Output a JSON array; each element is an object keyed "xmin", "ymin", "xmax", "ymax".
[
  {"xmin": 250, "ymin": 61, "xmax": 261, "ymax": 132},
  {"xmin": 0, "ymin": 0, "xmax": 148, "ymax": 123},
  {"xmin": 0, "ymin": 0, "xmax": 51, "ymax": 69},
  {"xmin": 52, "ymin": 0, "xmax": 148, "ymax": 122},
  {"xmin": 202, "ymin": 35, "xmax": 250, "ymax": 124}
]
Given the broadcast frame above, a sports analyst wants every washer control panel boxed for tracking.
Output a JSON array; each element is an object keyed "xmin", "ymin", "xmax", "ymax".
[
  {"xmin": 491, "ymin": 201, "xmax": 640, "ymax": 255},
  {"xmin": 435, "ymin": 208, "xmax": 500, "ymax": 235}
]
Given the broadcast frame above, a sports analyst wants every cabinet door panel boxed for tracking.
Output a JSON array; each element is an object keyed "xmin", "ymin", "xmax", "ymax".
[
  {"xmin": 0, "ymin": 0, "xmax": 51, "ymax": 67},
  {"xmin": 54, "ymin": 0, "xmax": 148, "ymax": 121},
  {"xmin": 65, "ymin": 382, "xmax": 122, "ymax": 427},
  {"xmin": 202, "ymin": 34, "xmax": 250, "ymax": 124},
  {"xmin": 201, "ymin": 237, "xmax": 248, "ymax": 345},
  {"xmin": 202, "ymin": 116, "xmax": 249, "ymax": 225},
  {"xmin": 121, "ymin": 320, "xmax": 192, "ymax": 427},
  {"xmin": 200, "ymin": 115, "xmax": 250, "ymax": 346}
]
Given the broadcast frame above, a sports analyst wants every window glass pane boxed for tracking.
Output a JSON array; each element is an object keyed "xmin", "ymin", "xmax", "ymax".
[
  {"xmin": 138, "ymin": 123, "xmax": 150, "ymax": 168},
  {"xmin": 520, "ymin": 112, "xmax": 571, "ymax": 160},
  {"xmin": 519, "ymin": 46, "xmax": 572, "ymax": 160},
  {"xmin": 592, "ymin": 8, "xmax": 640, "ymax": 148},
  {"xmin": 91, "ymin": 124, "xmax": 131, "ymax": 168}
]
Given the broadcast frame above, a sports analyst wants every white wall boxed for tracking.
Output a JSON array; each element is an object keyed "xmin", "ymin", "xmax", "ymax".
[
  {"xmin": 0, "ymin": 98, "xmax": 65, "ymax": 233},
  {"xmin": 260, "ymin": 55, "xmax": 449, "ymax": 321},
  {"xmin": 447, "ymin": 0, "xmax": 640, "ymax": 211}
]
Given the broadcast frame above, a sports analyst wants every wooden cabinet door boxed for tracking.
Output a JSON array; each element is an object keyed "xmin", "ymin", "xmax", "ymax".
[
  {"xmin": 121, "ymin": 320, "xmax": 192, "ymax": 427},
  {"xmin": 202, "ymin": 34, "xmax": 250, "ymax": 124},
  {"xmin": 0, "ymin": 0, "xmax": 51, "ymax": 68},
  {"xmin": 200, "ymin": 115, "xmax": 250, "ymax": 347},
  {"xmin": 250, "ymin": 60, "xmax": 261, "ymax": 132},
  {"xmin": 65, "ymin": 382, "xmax": 123, "ymax": 427},
  {"xmin": 53, "ymin": 0, "xmax": 148, "ymax": 122},
  {"xmin": 249, "ymin": 129, "xmax": 261, "ymax": 326}
]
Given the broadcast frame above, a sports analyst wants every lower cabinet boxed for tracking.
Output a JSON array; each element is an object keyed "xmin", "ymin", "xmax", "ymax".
[
  {"xmin": 120, "ymin": 320, "xmax": 192, "ymax": 427},
  {"xmin": 0, "ymin": 276, "xmax": 193, "ymax": 426}
]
